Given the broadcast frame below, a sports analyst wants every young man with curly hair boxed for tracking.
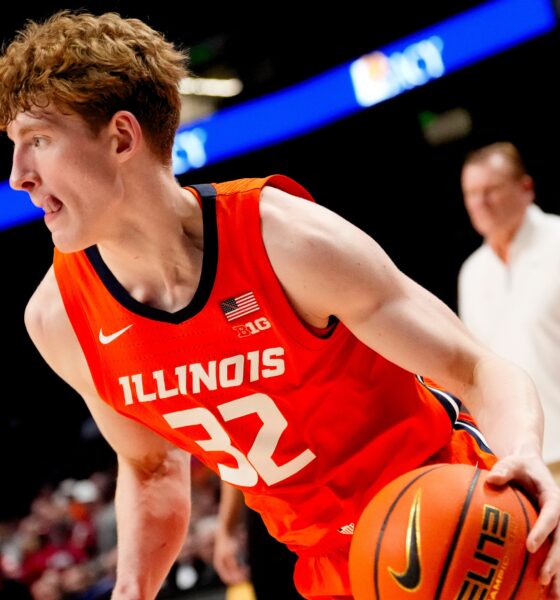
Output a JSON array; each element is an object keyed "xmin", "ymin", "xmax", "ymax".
[{"xmin": 1, "ymin": 11, "xmax": 559, "ymax": 600}]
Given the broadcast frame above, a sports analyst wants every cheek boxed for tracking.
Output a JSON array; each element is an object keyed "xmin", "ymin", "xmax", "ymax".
[
  {"xmin": 465, "ymin": 197, "xmax": 486, "ymax": 216},
  {"xmin": 62, "ymin": 140, "xmax": 113, "ymax": 175},
  {"xmin": 488, "ymin": 193, "xmax": 513, "ymax": 214},
  {"xmin": 71, "ymin": 155, "xmax": 117, "ymax": 193}
]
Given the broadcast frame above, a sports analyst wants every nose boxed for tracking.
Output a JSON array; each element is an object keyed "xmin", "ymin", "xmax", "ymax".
[
  {"xmin": 9, "ymin": 149, "xmax": 39, "ymax": 193},
  {"xmin": 10, "ymin": 168, "xmax": 39, "ymax": 193}
]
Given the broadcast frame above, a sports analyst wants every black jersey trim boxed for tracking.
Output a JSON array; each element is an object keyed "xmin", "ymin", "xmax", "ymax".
[
  {"xmin": 454, "ymin": 419, "xmax": 494, "ymax": 454},
  {"xmin": 416, "ymin": 376, "xmax": 493, "ymax": 454},
  {"xmin": 416, "ymin": 375, "xmax": 460, "ymax": 426},
  {"xmin": 84, "ymin": 185, "xmax": 218, "ymax": 324}
]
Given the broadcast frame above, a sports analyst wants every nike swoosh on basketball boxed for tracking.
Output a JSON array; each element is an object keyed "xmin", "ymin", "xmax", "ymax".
[
  {"xmin": 388, "ymin": 489, "xmax": 422, "ymax": 591},
  {"xmin": 99, "ymin": 324, "xmax": 133, "ymax": 345}
]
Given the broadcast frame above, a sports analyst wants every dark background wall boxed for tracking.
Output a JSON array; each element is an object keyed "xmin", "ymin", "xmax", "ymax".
[{"xmin": 1, "ymin": 1, "xmax": 559, "ymax": 518}]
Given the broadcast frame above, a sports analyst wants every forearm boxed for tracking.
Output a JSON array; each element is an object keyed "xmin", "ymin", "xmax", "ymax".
[
  {"xmin": 213, "ymin": 483, "xmax": 249, "ymax": 585},
  {"xmin": 462, "ymin": 353, "xmax": 544, "ymax": 458},
  {"xmin": 112, "ymin": 450, "xmax": 191, "ymax": 600},
  {"xmin": 217, "ymin": 482, "xmax": 245, "ymax": 535}
]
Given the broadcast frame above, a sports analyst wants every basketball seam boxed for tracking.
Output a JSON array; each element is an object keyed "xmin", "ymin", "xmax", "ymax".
[
  {"xmin": 509, "ymin": 488, "xmax": 533, "ymax": 599},
  {"xmin": 434, "ymin": 467, "xmax": 481, "ymax": 600},
  {"xmin": 373, "ymin": 464, "xmax": 447, "ymax": 600}
]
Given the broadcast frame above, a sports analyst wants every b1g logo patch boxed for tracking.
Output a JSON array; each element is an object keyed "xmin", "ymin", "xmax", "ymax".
[{"xmin": 233, "ymin": 317, "xmax": 272, "ymax": 338}]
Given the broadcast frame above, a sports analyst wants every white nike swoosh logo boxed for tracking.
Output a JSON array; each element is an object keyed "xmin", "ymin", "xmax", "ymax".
[{"xmin": 99, "ymin": 324, "xmax": 133, "ymax": 345}]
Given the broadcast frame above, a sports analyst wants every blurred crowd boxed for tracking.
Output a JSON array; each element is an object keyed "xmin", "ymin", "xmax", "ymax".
[{"xmin": 0, "ymin": 458, "xmax": 228, "ymax": 599}]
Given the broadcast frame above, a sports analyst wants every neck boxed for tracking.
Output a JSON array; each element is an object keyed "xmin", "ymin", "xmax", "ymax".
[
  {"xmin": 488, "ymin": 233, "xmax": 514, "ymax": 263},
  {"xmin": 96, "ymin": 176, "xmax": 204, "ymax": 312},
  {"xmin": 486, "ymin": 211, "xmax": 527, "ymax": 264}
]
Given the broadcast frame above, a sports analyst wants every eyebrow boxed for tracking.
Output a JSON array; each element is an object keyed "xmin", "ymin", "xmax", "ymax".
[{"xmin": 7, "ymin": 122, "xmax": 53, "ymax": 142}]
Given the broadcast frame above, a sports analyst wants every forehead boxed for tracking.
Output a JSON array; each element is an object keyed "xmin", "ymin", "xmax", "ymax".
[
  {"xmin": 7, "ymin": 107, "xmax": 85, "ymax": 139},
  {"xmin": 462, "ymin": 156, "xmax": 515, "ymax": 184}
]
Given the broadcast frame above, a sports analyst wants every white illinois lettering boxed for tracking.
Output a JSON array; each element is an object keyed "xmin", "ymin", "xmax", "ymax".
[{"xmin": 118, "ymin": 347, "xmax": 285, "ymax": 405}]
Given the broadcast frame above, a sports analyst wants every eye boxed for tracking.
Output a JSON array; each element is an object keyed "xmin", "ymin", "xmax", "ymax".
[{"xmin": 31, "ymin": 136, "xmax": 45, "ymax": 148}]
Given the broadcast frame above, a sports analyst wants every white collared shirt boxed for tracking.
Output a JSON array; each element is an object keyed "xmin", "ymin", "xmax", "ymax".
[{"xmin": 459, "ymin": 205, "xmax": 560, "ymax": 464}]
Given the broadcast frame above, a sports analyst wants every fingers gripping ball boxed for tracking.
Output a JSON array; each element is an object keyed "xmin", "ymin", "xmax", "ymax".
[{"xmin": 349, "ymin": 463, "xmax": 551, "ymax": 599}]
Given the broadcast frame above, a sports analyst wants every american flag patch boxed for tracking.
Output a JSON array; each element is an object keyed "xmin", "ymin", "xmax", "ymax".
[{"xmin": 220, "ymin": 292, "xmax": 260, "ymax": 322}]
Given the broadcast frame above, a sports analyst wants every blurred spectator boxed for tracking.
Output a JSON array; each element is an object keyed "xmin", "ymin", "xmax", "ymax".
[
  {"xmin": 0, "ymin": 463, "xmax": 222, "ymax": 599},
  {"xmin": 58, "ymin": 562, "xmax": 113, "ymax": 600},
  {"xmin": 29, "ymin": 569, "xmax": 62, "ymax": 600},
  {"xmin": 458, "ymin": 141, "xmax": 560, "ymax": 483},
  {"xmin": 21, "ymin": 519, "xmax": 88, "ymax": 585},
  {"xmin": 89, "ymin": 474, "xmax": 116, "ymax": 557},
  {"xmin": 59, "ymin": 564, "xmax": 94, "ymax": 598}
]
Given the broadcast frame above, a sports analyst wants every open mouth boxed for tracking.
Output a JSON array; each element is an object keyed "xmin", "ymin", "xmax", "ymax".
[{"xmin": 43, "ymin": 194, "xmax": 63, "ymax": 214}]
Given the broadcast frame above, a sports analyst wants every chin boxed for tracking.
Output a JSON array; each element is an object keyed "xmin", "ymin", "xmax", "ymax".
[
  {"xmin": 470, "ymin": 219, "xmax": 493, "ymax": 238},
  {"xmin": 51, "ymin": 234, "xmax": 90, "ymax": 254}
]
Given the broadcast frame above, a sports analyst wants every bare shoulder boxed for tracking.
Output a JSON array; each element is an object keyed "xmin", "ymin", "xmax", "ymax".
[
  {"xmin": 25, "ymin": 266, "xmax": 93, "ymax": 395},
  {"xmin": 25, "ymin": 266, "xmax": 62, "ymax": 335},
  {"xmin": 260, "ymin": 184, "xmax": 330, "ymax": 229},
  {"xmin": 260, "ymin": 183, "xmax": 378, "ymax": 242},
  {"xmin": 258, "ymin": 183, "xmax": 397, "ymax": 326},
  {"xmin": 260, "ymin": 184, "xmax": 347, "ymax": 259},
  {"xmin": 259, "ymin": 183, "xmax": 385, "ymax": 268},
  {"xmin": 25, "ymin": 266, "xmax": 69, "ymax": 346}
]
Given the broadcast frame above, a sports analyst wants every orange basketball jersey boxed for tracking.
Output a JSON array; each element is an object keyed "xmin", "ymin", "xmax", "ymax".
[{"xmin": 54, "ymin": 175, "xmax": 470, "ymax": 552}]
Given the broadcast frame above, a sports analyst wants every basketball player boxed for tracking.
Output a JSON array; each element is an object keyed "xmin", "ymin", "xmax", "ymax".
[{"xmin": 0, "ymin": 11, "xmax": 558, "ymax": 600}]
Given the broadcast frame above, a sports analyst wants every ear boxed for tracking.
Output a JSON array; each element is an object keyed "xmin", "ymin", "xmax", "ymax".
[
  {"xmin": 520, "ymin": 174, "xmax": 536, "ymax": 204},
  {"xmin": 109, "ymin": 111, "xmax": 143, "ymax": 163}
]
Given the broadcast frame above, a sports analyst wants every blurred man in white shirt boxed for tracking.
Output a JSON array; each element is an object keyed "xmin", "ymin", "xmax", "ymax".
[{"xmin": 459, "ymin": 141, "xmax": 560, "ymax": 482}]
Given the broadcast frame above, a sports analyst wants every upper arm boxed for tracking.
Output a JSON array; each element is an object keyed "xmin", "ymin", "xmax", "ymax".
[
  {"xmin": 260, "ymin": 186, "xmax": 488, "ymax": 396},
  {"xmin": 25, "ymin": 267, "xmax": 188, "ymax": 471}
]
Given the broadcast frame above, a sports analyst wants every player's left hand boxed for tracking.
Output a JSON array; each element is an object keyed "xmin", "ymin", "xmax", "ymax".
[{"xmin": 486, "ymin": 454, "xmax": 560, "ymax": 598}]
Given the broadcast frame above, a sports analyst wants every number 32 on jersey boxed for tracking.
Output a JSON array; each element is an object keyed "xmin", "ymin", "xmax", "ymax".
[{"xmin": 163, "ymin": 393, "xmax": 316, "ymax": 487}]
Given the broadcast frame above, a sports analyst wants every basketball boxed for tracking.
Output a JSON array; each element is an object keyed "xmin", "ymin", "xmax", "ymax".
[{"xmin": 349, "ymin": 463, "xmax": 551, "ymax": 599}]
